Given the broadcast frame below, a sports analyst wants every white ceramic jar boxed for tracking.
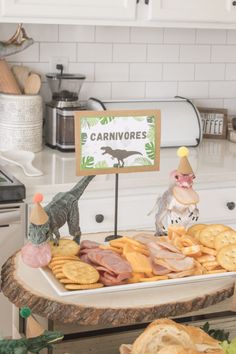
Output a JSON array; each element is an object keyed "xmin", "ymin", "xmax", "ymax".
[{"xmin": 0, "ymin": 93, "xmax": 43, "ymax": 152}]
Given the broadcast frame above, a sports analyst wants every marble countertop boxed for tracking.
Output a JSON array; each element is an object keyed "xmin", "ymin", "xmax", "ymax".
[{"xmin": 1, "ymin": 139, "xmax": 236, "ymax": 202}]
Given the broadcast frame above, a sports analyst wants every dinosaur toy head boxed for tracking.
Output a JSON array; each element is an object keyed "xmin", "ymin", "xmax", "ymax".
[
  {"xmin": 28, "ymin": 221, "xmax": 50, "ymax": 244},
  {"xmin": 28, "ymin": 330, "xmax": 64, "ymax": 352},
  {"xmin": 170, "ymin": 169, "xmax": 195, "ymax": 189}
]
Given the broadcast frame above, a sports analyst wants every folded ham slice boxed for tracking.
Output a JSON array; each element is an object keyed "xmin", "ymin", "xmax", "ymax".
[{"xmin": 155, "ymin": 257, "xmax": 194, "ymax": 272}]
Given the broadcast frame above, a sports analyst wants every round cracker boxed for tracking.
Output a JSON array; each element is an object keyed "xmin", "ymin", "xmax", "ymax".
[
  {"xmin": 215, "ymin": 230, "xmax": 236, "ymax": 250},
  {"xmin": 65, "ymin": 283, "xmax": 104, "ymax": 290},
  {"xmin": 52, "ymin": 255, "xmax": 80, "ymax": 261},
  {"xmin": 50, "ymin": 239, "xmax": 80, "ymax": 257},
  {"xmin": 217, "ymin": 244, "xmax": 236, "ymax": 271},
  {"xmin": 187, "ymin": 224, "xmax": 206, "ymax": 239},
  {"xmin": 62, "ymin": 261, "xmax": 99, "ymax": 284},
  {"xmin": 199, "ymin": 224, "xmax": 231, "ymax": 249}
]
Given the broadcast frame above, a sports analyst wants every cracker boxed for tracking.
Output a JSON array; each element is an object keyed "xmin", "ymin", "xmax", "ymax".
[
  {"xmin": 217, "ymin": 244, "xmax": 236, "ymax": 271},
  {"xmin": 64, "ymin": 283, "xmax": 104, "ymax": 290},
  {"xmin": 199, "ymin": 224, "xmax": 230, "ymax": 248},
  {"xmin": 55, "ymin": 272, "xmax": 65, "ymax": 279},
  {"xmin": 50, "ymin": 259, "xmax": 80, "ymax": 268},
  {"xmin": 196, "ymin": 254, "xmax": 216, "ymax": 263},
  {"xmin": 187, "ymin": 224, "xmax": 206, "ymax": 239},
  {"xmin": 52, "ymin": 255, "xmax": 80, "ymax": 261},
  {"xmin": 215, "ymin": 230, "xmax": 236, "ymax": 251},
  {"xmin": 59, "ymin": 278, "xmax": 82, "ymax": 284},
  {"xmin": 52, "ymin": 266, "xmax": 63, "ymax": 273},
  {"xmin": 139, "ymin": 276, "xmax": 168, "ymax": 282},
  {"xmin": 200, "ymin": 246, "xmax": 217, "ymax": 256},
  {"xmin": 50, "ymin": 239, "xmax": 80, "ymax": 257},
  {"xmin": 202, "ymin": 261, "xmax": 219, "ymax": 271},
  {"xmin": 205, "ymin": 269, "xmax": 227, "ymax": 274},
  {"xmin": 181, "ymin": 245, "xmax": 201, "ymax": 257},
  {"xmin": 62, "ymin": 261, "xmax": 99, "ymax": 284}
]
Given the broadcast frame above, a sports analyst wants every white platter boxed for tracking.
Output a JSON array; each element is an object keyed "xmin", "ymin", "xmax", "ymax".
[{"xmin": 39, "ymin": 266, "xmax": 236, "ymax": 297}]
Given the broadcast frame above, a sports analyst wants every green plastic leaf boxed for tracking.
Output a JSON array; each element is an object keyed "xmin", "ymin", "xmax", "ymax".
[
  {"xmin": 95, "ymin": 161, "xmax": 109, "ymax": 168},
  {"xmin": 100, "ymin": 116, "xmax": 115, "ymax": 125},
  {"xmin": 145, "ymin": 142, "xmax": 155, "ymax": 160},
  {"xmin": 81, "ymin": 156, "xmax": 94, "ymax": 169},
  {"xmin": 133, "ymin": 157, "xmax": 152, "ymax": 166},
  {"xmin": 81, "ymin": 132, "xmax": 87, "ymax": 145}
]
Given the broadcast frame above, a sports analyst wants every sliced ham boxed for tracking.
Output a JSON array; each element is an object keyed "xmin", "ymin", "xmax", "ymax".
[
  {"xmin": 159, "ymin": 257, "xmax": 194, "ymax": 272},
  {"xmin": 155, "ymin": 241, "xmax": 182, "ymax": 254},
  {"xmin": 132, "ymin": 234, "xmax": 158, "ymax": 245},
  {"xmin": 90, "ymin": 250, "xmax": 132, "ymax": 274},
  {"xmin": 168, "ymin": 269, "xmax": 194, "ymax": 278},
  {"xmin": 148, "ymin": 242, "xmax": 184, "ymax": 260},
  {"xmin": 80, "ymin": 240, "xmax": 100, "ymax": 250},
  {"xmin": 151, "ymin": 261, "xmax": 170, "ymax": 276}
]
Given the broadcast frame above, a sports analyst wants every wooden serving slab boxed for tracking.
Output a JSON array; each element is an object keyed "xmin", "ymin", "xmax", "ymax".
[{"xmin": 1, "ymin": 251, "xmax": 234, "ymax": 326}]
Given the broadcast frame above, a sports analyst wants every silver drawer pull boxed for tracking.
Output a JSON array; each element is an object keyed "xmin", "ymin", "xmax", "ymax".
[
  {"xmin": 0, "ymin": 210, "xmax": 21, "ymax": 225},
  {"xmin": 226, "ymin": 202, "xmax": 235, "ymax": 210}
]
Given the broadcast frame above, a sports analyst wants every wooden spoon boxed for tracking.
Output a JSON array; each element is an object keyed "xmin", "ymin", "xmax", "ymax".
[
  {"xmin": 24, "ymin": 72, "xmax": 41, "ymax": 95},
  {"xmin": 11, "ymin": 65, "xmax": 30, "ymax": 91}
]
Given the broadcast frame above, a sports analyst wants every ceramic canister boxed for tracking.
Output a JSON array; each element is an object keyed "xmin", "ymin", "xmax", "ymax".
[{"xmin": 0, "ymin": 93, "xmax": 43, "ymax": 152}]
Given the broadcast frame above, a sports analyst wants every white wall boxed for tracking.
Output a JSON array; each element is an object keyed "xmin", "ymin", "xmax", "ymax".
[{"xmin": 1, "ymin": 23, "xmax": 236, "ymax": 114}]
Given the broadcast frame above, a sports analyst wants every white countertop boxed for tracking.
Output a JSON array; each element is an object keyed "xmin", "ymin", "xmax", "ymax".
[{"xmin": 1, "ymin": 139, "xmax": 236, "ymax": 202}]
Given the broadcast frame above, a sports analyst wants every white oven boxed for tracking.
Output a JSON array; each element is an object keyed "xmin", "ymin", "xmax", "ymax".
[{"xmin": 0, "ymin": 202, "xmax": 26, "ymax": 337}]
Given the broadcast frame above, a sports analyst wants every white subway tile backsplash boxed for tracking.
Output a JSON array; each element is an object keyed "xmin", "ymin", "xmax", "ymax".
[
  {"xmin": 225, "ymin": 64, "xmax": 236, "ymax": 80},
  {"xmin": 164, "ymin": 28, "xmax": 195, "ymax": 44},
  {"xmin": 180, "ymin": 45, "xmax": 211, "ymax": 63},
  {"xmin": 113, "ymin": 44, "xmax": 146, "ymax": 62},
  {"xmin": 40, "ymin": 43, "xmax": 76, "ymax": 62},
  {"xmin": 112, "ymin": 82, "xmax": 145, "ymax": 99},
  {"xmin": 147, "ymin": 45, "xmax": 179, "ymax": 63},
  {"xmin": 193, "ymin": 99, "xmax": 224, "ymax": 109},
  {"xmin": 178, "ymin": 82, "xmax": 209, "ymax": 99},
  {"xmin": 195, "ymin": 64, "xmax": 225, "ymax": 81},
  {"xmin": 59, "ymin": 25, "xmax": 94, "ymax": 42},
  {"xmin": 209, "ymin": 81, "xmax": 236, "ymax": 98},
  {"xmin": 9, "ymin": 43, "xmax": 40, "ymax": 62},
  {"xmin": 212, "ymin": 45, "xmax": 236, "ymax": 62},
  {"xmin": 95, "ymin": 26, "xmax": 129, "ymax": 43},
  {"xmin": 3, "ymin": 22, "xmax": 236, "ymax": 114},
  {"xmin": 69, "ymin": 63, "xmax": 94, "ymax": 81},
  {"xmin": 95, "ymin": 63, "xmax": 129, "ymax": 81},
  {"xmin": 130, "ymin": 63, "xmax": 162, "ymax": 81},
  {"xmin": 146, "ymin": 82, "xmax": 177, "ymax": 98},
  {"xmin": 196, "ymin": 29, "xmax": 226, "ymax": 44},
  {"xmin": 25, "ymin": 24, "xmax": 58, "ymax": 42},
  {"xmin": 130, "ymin": 27, "xmax": 163, "ymax": 43},
  {"xmin": 80, "ymin": 82, "xmax": 111, "ymax": 100},
  {"xmin": 77, "ymin": 43, "xmax": 112, "ymax": 62},
  {"xmin": 163, "ymin": 64, "xmax": 194, "ymax": 81}
]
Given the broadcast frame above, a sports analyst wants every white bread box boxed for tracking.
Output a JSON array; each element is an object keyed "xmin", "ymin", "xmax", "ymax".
[{"xmin": 86, "ymin": 97, "xmax": 202, "ymax": 147}]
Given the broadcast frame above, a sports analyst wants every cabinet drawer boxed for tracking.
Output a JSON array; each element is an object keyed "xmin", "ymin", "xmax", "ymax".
[{"xmin": 198, "ymin": 188, "xmax": 236, "ymax": 224}]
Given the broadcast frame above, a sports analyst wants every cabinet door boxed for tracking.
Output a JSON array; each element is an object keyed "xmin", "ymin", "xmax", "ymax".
[
  {"xmin": 148, "ymin": 0, "xmax": 236, "ymax": 23},
  {"xmin": 1, "ymin": 0, "xmax": 137, "ymax": 21}
]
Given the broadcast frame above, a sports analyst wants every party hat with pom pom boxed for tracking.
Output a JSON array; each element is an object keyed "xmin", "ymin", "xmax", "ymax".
[
  {"xmin": 30, "ymin": 193, "xmax": 49, "ymax": 225},
  {"xmin": 177, "ymin": 146, "xmax": 194, "ymax": 175}
]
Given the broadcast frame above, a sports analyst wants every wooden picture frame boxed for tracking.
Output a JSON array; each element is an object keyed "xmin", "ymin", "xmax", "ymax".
[
  {"xmin": 74, "ymin": 109, "xmax": 161, "ymax": 176},
  {"xmin": 197, "ymin": 107, "xmax": 228, "ymax": 139}
]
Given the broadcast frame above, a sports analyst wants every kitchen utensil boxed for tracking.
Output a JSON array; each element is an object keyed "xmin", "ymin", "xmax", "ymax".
[
  {"xmin": 0, "ymin": 150, "xmax": 43, "ymax": 177},
  {"xmin": 45, "ymin": 65, "xmax": 86, "ymax": 151},
  {"xmin": 0, "ymin": 59, "xmax": 21, "ymax": 94},
  {"xmin": 24, "ymin": 72, "xmax": 41, "ymax": 95},
  {"xmin": 11, "ymin": 65, "xmax": 30, "ymax": 91}
]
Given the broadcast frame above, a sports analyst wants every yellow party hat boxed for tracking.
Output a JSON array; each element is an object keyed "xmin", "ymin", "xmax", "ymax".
[
  {"xmin": 177, "ymin": 146, "xmax": 194, "ymax": 175},
  {"xmin": 30, "ymin": 193, "xmax": 49, "ymax": 225}
]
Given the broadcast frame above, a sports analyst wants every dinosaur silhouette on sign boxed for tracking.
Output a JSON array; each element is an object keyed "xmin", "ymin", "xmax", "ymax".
[{"xmin": 101, "ymin": 146, "xmax": 142, "ymax": 167}]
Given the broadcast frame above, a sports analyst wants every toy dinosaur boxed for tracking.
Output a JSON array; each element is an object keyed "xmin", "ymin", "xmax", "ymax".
[
  {"xmin": 28, "ymin": 175, "xmax": 95, "ymax": 245},
  {"xmin": 0, "ymin": 331, "xmax": 63, "ymax": 354},
  {"xmin": 101, "ymin": 146, "xmax": 142, "ymax": 167},
  {"xmin": 151, "ymin": 147, "xmax": 199, "ymax": 235},
  {"xmin": 0, "ymin": 24, "xmax": 34, "ymax": 58}
]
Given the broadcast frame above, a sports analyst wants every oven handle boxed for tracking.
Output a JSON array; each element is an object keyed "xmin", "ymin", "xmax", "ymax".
[{"xmin": 0, "ymin": 209, "xmax": 21, "ymax": 226}]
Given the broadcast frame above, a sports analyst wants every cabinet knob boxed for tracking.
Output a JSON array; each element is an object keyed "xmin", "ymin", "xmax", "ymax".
[
  {"xmin": 95, "ymin": 214, "xmax": 104, "ymax": 223},
  {"xmin": 226, "ymin": 202, "xmax": 235, "ymax": 210},
  {"xmin": 233, "ymin": 1, "xmax": 236, "ymax": 5}
]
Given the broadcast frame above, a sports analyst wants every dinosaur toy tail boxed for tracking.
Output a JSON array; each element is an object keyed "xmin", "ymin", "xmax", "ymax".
[{"xmin": 70, "ymin": 175, "xmax": 95, "ymax": 199}]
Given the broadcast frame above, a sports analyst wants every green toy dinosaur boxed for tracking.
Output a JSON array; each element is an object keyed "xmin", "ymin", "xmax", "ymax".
[
  {"xmin": 0, "ymin": 330, "xmax": 63, "ymax": 354},
  {"xmin": 28, "ymin": 175, "xmax": 95, "ymax": 245}
]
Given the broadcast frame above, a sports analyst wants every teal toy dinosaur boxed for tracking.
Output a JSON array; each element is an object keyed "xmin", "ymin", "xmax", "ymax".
[
  {"xmin": 28, "ymin": 175, "xmax": 95, "ymax": 245},
  {"xmin": 0, "ymin": 330, "xmax": 63, "ymax": 354}
]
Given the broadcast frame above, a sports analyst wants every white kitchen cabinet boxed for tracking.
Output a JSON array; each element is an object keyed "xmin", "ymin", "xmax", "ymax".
[
  {"xmin": 148, "ymin": 0, "xmax": 236, "ymax": 23},
  {"xmin": 0, "ymin": 0, "xmax": 137, "ymax": 22}
]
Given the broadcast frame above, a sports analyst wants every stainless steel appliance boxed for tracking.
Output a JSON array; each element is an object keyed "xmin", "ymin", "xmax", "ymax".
[
  {"xmin": 45, "ymin": 65, "xmax": 86, "ymax": 152},
  {"xmin": 0, "ymin": 168, "xmax": 26, "ymax": 337}
]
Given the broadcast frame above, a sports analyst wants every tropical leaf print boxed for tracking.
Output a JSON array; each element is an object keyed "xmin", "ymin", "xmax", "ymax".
[
  {"xmin": 133, "ymin": 157, "xmax": 153, "ymax": 166},
  {"xmin": 81, "ymin": 117, "xmax": 100, "ymax": 129},
  {"xmin": 99, "ymin": 116, "xmax": 115, "ymax": 125},
  {"xmin": 95, "ymin": 160, "xmax": 109, "ymax": 168},
  {"xmin": 145, "ymin": 142, "xmax": 155, "ymax": 160},
  {"xmin": 147, "ymin": 116, "xmax": 154, "ymax": 124},
  {"xmin": 81, "ymin": 132, "xmax": 87, "ymax": 145},
  {"xmin": 147, "ymin": 125, "xmax": 155, "ymax": 143},
  {"xmin": 81, "ymin": 156, "xmax": 94, "ymax": 169},
  {"xmin": 133, "ymin": 116, "xmax": 145, "ymax": 121}
]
